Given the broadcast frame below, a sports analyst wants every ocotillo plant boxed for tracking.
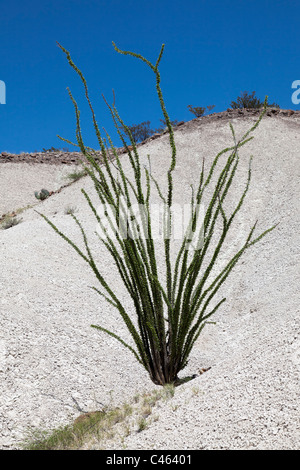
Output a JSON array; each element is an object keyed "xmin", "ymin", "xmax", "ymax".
[{"xmin": 39, "ymin": 42, "xmax": 276, "ymax": 386}]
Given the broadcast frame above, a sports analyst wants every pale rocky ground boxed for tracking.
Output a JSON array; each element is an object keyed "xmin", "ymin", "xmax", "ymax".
[{"xmin": 0, "ymin": 113, "xmax": 299, "ymax": 449}]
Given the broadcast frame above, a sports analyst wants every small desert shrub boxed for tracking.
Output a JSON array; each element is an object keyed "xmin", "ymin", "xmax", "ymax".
[
  {"xmin": 125, "ymin": 121, "xmax": 154, "ymax": 143},
  {"xmin": 136, "ymin": 417, "xmax": 148, "ymax": 432},
  {"xmin": 66, "ymin": 168, "xmax": 87, "ymax": 182},
  {"xmin": 39, "ymin": 42, "xmax": 276, "ymax": 386},
  {"xmin": 155, "ymin": 118, "xmax": 179, "ymax": 133},
  {"xmin": 42, "ymin": 146, "xmax": 70, "ymax": 152},
  {"xmin": 230, "ymin": 91, "xmax": 279, "ymax": 109},
  {"xmin": 187, "ymin": 104, "xmax": 215, "ymax": 117},
  {"xmin": 34, "ymin": 189, "xmax": 50, "ymax": 201},
  {"xmin": 64, "ymin": 205, "xmax": 77, "ymax": 215},
  {"xmin": 1, "ymin": 215, "xmax": 22, "ymax": 230}
]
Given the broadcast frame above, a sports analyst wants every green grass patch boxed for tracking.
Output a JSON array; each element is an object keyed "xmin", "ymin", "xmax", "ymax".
[{"xmin": 20, "ymin": 385, "xmax": 175, "ymax": 450}]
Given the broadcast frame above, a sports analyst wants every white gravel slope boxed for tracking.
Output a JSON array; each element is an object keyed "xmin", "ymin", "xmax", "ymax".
[
  {"xmin": 0, "ymin": 115, "xmax": 299, "ymax": 449},
  {"xmin": 0, "ymin": 163, "xmax": 80, "ymax": 216}
]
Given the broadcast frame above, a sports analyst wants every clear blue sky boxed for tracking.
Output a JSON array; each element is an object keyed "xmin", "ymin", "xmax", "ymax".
[{"xmin": 1, "ymin": 0, "xmax": 299, "ymax": 154}]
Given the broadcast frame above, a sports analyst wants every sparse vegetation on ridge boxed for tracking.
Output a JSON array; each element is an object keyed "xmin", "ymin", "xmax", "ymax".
[
  {"xmin": 230, "ymin": 90, "xmax": 280, "ymax": 109},
  {"xmin": 187, "ymin": 104, "xmax": 215, "ymax": 117},
  {"xmin": 126, "ymin": 121, "xmax": 154, "ymax": 143}
]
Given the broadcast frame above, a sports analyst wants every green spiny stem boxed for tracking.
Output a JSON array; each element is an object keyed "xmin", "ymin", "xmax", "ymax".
[{"xmin": 39, "ymin": 43, "xmax": 276, "ymax": 385}]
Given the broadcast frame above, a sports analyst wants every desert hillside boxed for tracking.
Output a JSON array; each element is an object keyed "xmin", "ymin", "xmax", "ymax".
[{"xmin": 0, "ymin": 109, "xmax": 299, "ymax": 449}]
